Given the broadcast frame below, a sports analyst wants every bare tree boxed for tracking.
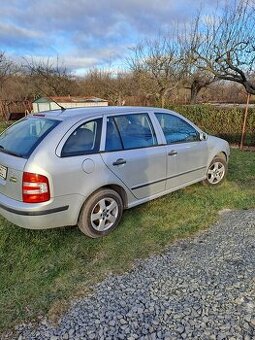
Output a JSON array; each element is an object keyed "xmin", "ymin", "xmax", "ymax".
[
  {"xmin": 81, "ymin": 68, "xmax": 136, "ymax": 105},
  {"xmin": 127, "ymin": 35, "xmax": 183, "ymax": 107},
  {"xmin": 23, "ymin": 57, "xmax": 75, "ymax": 97},
  {"xmin": 0, "ymin": 52, "xmax": 15, "ymax": 93},
  {"xmin": 104, "ymin": 71, "xmax": 136, "ymax": 105},
  {"xmin": 186, "ymin": 0, "xmax": 255, "ymax": 95},
  {"xmin": 182, "ymin": 70, "xmax": 216, "ymax": 104},
  {"xmin": 183, "ymin": 0, "xmax": 255, "ymax": 148}
]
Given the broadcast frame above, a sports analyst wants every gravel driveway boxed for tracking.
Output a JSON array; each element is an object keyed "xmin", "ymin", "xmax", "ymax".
[{"xmin": 13, "ymin": 209, "xmax": 255, "ymax": 339}]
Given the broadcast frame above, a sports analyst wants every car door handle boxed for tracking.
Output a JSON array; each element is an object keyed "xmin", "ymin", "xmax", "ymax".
[
  {"xmin": 112, "ymin": 158, "xmax": 127, "ymax": 166},
  {"xmin": 168, "ymin": 150, "xmax": 178, "ymax": 156}
]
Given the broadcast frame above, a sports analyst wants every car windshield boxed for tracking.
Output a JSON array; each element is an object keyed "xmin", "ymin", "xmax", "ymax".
[{"xmin": 0, "ymin": 117, "xmax": 60, "ymax": 158}]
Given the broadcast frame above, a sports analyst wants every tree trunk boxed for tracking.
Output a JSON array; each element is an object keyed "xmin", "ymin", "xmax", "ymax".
[{"xmin": 190, "ymin": 80, "xmax": 202, "ymax": 104}]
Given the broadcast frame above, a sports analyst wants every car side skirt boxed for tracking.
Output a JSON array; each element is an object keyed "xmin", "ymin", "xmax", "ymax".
[{"xmin": 127, "ymin": 176, "xmax": 207, "ymax": 209}]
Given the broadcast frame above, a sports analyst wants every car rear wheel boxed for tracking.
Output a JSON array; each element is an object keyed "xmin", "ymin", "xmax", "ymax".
[
  {"xmin": 78, "ymin": 189, "xmax": 123, "ymax": 238},
  {"xmin": 204, "ymin": 156, "xmax": 227, "ymax": 186}
]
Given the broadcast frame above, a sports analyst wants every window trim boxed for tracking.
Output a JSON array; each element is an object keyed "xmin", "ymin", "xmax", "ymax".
[
  {"xmin": 104, "ymin": 112, "xmax": 158, "ymax": 152},
  {"xmin": 60, "ymin": 118, "xmax": 103, "ymax": 158},
  {"xmin": 154, "ymin": 112, "xmax": 201, "ymax": 145}
]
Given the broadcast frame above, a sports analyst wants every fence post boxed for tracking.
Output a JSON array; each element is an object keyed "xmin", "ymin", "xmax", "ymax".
[{"xmin": 240, "ymin": 93, "xmax": 251, "ymax": 150}]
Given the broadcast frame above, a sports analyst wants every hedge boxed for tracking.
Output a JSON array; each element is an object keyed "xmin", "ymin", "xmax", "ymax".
[{"xmin": 167, "ymin": 104, "xmax": 255, "ymax": 146}]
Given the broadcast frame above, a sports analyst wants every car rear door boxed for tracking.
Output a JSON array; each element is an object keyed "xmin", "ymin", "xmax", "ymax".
[{"xmin": 101, "ymin": 112, "xmax": 167, "ymax": 199}]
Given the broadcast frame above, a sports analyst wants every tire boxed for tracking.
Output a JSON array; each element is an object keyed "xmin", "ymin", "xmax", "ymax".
[
  {"xmin": 78, "ymin": 189, "xmax": 123, "ymax": 238},
  {"xmin": 203, "ymin": 156, "xmax": 227, "ymax": 186}
]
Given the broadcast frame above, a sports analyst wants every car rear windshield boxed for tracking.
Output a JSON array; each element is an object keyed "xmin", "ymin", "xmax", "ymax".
[{"xmin": 0, "ymin": 117, "xmax": 60, "ymax": 158}]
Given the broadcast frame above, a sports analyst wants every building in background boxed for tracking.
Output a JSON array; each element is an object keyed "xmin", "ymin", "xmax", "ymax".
[
  {"xmin": 33, "ymin": 96, "xmax": 108, "ymax": 113},
  {"xmin": 0, "ymin": 99, "xmax": 33, "ymax": 120}
]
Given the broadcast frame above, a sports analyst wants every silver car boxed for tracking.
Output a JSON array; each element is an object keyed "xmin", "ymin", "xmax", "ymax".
[{"xmin": 0, "ymin": 106, "xmax": 230, "ymax": 238}]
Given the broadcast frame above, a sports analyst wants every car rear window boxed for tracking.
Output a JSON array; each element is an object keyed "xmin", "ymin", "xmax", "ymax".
[
  {"xmin": 0, "ymin": 117, "xmax": 60, "ymax": 158},
  {"xmin": 61, "ymin": 118, "xmax": 102, "ymax": 157}
]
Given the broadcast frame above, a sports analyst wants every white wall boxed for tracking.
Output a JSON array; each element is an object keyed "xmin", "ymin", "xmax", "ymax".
[{"xmin": 33, "ymin": 101, "xmax": 108, "ymax": 113}]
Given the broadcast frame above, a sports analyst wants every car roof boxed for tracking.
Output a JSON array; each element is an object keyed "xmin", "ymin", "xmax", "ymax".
[{"xmin": 33, "ymin": 106, "xmax": 173, "ymax": 121}]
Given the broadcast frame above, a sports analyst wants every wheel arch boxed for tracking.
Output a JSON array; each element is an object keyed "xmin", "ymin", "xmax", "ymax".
[
  {"xmin": 80, "ymin": 184, "xmax": 128, "ymax": 212},
  {"xmin": 216, "ymin": 151, "xmax": 228, "ymax": 161},
  {"xmin": 101, "ymin": 184, "xmax": 128, "ymax": 209},
  {"xmin": 208, "ymin": 150, "xmax": 228, "ymax": 166}
]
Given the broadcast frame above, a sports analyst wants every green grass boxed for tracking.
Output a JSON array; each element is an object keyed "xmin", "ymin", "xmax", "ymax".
[{"xmin": 1, "ymin": 148, "xmax": 255, "ymax": 332}]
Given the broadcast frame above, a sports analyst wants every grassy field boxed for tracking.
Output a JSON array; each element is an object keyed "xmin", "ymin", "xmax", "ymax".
[{"xmin": 0, "ymin": 148, "xmax": 255, "ymax": 332}]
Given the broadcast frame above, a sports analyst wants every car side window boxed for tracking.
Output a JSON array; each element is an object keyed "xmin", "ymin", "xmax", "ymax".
[
  {"xmin": 105, "ymin": 118, "xmax": 123, "ymax": 151},
  {"xmin": 105, "ymin": 113, "xmax": 157, "ymax": 151},
  {"xmin": 155, "ymin": 113, "xmax": 200, "ymax": 144},
  {"xmin": 61, "ymin": 118, "xmax": 102, "ymax": 157}
]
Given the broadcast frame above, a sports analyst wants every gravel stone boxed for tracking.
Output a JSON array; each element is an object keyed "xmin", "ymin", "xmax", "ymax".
[{"xmin": 9, "ymin": 209, "xmax": 255, "ymax": 339}]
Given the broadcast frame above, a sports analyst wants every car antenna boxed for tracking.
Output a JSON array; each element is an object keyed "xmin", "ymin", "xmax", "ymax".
[
  {"xmin": 34, "ymin": 85, "xmax": 66, "ymax": 112},
  {"xmin": 47, "ymin": 96, "xmax": 66, "ymax": 112}
]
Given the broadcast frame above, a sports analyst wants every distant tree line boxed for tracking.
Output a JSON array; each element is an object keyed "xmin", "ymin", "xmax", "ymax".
[{"xmin": 0, "ymin": 0, "xmax": 255, "ymax": 107}]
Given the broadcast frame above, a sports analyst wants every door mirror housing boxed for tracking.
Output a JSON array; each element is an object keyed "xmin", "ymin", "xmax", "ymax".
[{"xmin": 199, "ymin": 132, "xmax": 208, "ymax": 141}]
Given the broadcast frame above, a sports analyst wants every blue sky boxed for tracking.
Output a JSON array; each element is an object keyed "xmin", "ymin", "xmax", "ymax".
[{"xmin": 1, "ymin": 0, "xmax": 219, "ymax": 75}]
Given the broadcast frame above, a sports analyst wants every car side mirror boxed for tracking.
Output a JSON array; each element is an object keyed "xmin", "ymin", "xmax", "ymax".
[{"xmin": 199, "ymin": 132, "xmax": 208, "ymax": 141}]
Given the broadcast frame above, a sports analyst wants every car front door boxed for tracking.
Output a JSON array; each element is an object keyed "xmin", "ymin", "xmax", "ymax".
[
  {"xmin": 101, "ymin": 112, "xmax": 167, "ymax": 199},
  {"xmin": 154, "ymin": 112, "xmax": 209, "ymax": 190}
]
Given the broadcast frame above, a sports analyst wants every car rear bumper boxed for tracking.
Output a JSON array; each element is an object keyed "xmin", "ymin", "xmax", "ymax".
[{"xmin": 0, "ymin": 192, "xmax": 84, "ymax": 229}]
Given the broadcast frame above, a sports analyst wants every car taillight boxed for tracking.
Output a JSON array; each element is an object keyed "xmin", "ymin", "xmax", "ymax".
[{"xmin": 22, "ymin": 172, "xmax": 50, "ymax": 203}]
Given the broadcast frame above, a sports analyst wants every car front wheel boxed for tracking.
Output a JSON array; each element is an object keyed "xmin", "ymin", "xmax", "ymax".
[
  {"xmin": 204, "ymin": 156, "xmax": 227, "ymax": 186},
  {"xmin": 78, "ymin": 189, "xmax": 123, "ymax": 238}
]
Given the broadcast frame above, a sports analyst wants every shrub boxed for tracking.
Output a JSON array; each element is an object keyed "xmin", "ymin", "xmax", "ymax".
[{"xmin": 168, "ymin": 105, "xmax": 255, "ymax": 146}]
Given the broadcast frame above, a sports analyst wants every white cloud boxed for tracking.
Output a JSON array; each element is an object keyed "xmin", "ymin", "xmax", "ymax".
[
  {"xmin": 0, "ymin": 0, "xmax": 222, "ymax": 72},
  {"xmin": 0, "ymin": 23, "xmax": 42, "ymax": 40}
]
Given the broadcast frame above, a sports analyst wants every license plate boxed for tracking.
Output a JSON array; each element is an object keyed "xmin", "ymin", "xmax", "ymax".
[{"xmin": 0, "ymin": 164, "xmax": 7, "ymax": 180}]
